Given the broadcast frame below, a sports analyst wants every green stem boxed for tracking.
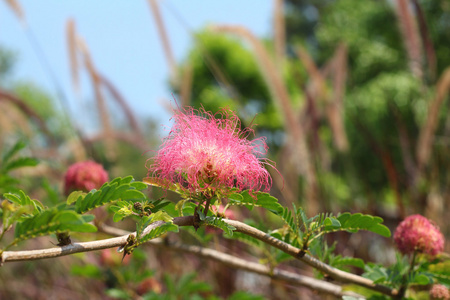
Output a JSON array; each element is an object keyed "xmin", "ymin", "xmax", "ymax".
[
  {"xmin": 203, "ymin": 197, "xmax": 212, "ymax": 216},
  {"xmin": 397, "ymin": 251, "xmax": 417, "ymax": 299}
]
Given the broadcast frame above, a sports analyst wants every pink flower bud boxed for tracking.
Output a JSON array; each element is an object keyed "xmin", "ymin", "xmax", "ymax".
[
  {"xmin": 394, "ymin": 214, "xmax": 444, "ymax": 257},
  {"xmin": 64, "ymin": 161, "xmax": 109, "ymax": 196},
  {"xmin": 430, "ymin": 284, "xmax": 450, "ymax": 300},
  {"xmin": 147, "ymin": 107, "xmax": 275, "ymax": 196}
]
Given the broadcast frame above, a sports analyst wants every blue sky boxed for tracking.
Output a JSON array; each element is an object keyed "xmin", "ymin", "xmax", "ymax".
[{"xmin": 0, "ymin": 1, "xmax": 273, "ymax": 134}]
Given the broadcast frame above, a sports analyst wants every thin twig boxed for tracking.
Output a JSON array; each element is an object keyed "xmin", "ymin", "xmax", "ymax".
[
  {"xmin": 107, "ymin": 225, "xmax": 365, "ymax": 298},
  {"xmin": 225, "ymin": 219, "xmax": 397, "ymax": 297},
  {"xmin": 1, "ymin": 216, "xmax": 395, "ymax": 297}
]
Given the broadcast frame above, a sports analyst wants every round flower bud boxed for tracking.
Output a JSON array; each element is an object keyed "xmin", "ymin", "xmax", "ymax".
[
  {"xmin": 394, "ymin": 214, "xmax": 444, "ymax": 257},
  {"xmin": 64, "ymin": 161, "xmax": 109, "ymax": 196},
  {"xmin": 430, "ymin": 284, "xmax": 450, "ymax": 300}
]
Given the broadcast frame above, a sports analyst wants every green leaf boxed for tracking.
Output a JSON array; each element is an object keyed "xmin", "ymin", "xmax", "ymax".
[
  {"xmin": 1, "ymin": 140, "xmax": 26, "ymax": 164},
  {"xmin": 136, "ymin": 215, "xmax": 153, "ymax": 238},
  {"xmin": 228, "ymin": 291, "xmax": 266, "ymax": 300},
  {"xmin": 74, "ymin": 177, "xmax": 147, "ymax": 214},
  {"xmin": 14, "ymin": 208, "xmax": 97, "ymax": 244},
  {"xmin": 3, "ymin": 157, "xmax": 38, "ymax": 173},
  {"xmin": 110, "ymin": 201, "xmax": 134, "ymax": 222},
  {"xmin": 1, "ymin": 203, "xmax": 34, "ymax": 229},
  {"xmin": 323, "ymin": 217, "xmax": 341, "ymax": 228},
  {"xmin": 228, "ymin": 191, "xmax": 283, "ymax": 214},
  {"xmin": 67, "ymin": 191, "xmax": 86, "ymax": 205},
  {"xmin": 228, "ymin": 231, "xmax": 262, "ymax": 248},
  {"xmin": 105, "ymin": 288, "xmax": 130, "ymax": 299},
  {"xmin": 71, "ymin": 264, "xmax": 103, "ymax": 279},
  {"xmin": 130, "ymin": 181, "xmax": 148, "ymax": 190},
  {"xmin": 147, "ymin": 198, "xmax": 171, "ymax": 213},
  {"xmin": 151, "ymin": 211, "xmax": 173, "ymax": 223},
  {"xmin": 203, "ymin": 216, "xmax": 236, "ymax": 236},
  {"xmin": 332, "ymin": 256, "xmax": 365, "ymax": 269},
  {"xmin": 322, "ymin": 213, "xmax": 391, "ymax": 237},
  {"xmin": 363, "ymin": 264, "xmax": 389, "ymax": 284},
  {"xmin": 4, "ymin": 190, "xmax": 43, "ymax": 215},
  {"xmin": 412, "ymin": 274, "xmax": 431, "ymax": 285},
  {"xmin": 280, "ymin": 206, "xmax": 298, "ymax": 235},
  {"xmin": 137, "ymin": 222, "xmax": 179, "ymax": 245}
]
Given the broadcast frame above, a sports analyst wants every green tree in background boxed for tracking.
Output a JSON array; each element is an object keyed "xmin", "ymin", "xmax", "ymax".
[{"xmin": 173, "ymin": 0, "xmax": 450, "ymax": 221}]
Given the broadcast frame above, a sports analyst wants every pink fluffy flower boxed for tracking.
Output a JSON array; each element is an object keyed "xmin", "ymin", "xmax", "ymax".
[
  {"xmin": 394, "ymin": 214, "xmax": 444, "ymax": 257},
  {"xmin": 64, "ymin": 161, "xmax": 109, "ymax": 196},
  {"xmin": 147, "ymin": 107, "xmax": 273, "ymax": 196},
  {"xmin": 430, "ymin": 284, "xmax": 450, "ymax": 300}
]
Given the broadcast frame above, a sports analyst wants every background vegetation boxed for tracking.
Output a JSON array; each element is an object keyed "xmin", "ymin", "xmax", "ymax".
[{"xmin": 0, "ymin": 0, "xmax": 449, "ymax": 299}]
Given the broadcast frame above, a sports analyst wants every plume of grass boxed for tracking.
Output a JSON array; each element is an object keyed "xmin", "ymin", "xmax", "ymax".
[
  {"xmin": 212, "ymin": 25, "xmax": 318, "ymax": 215},
  {"xmin": 147, "ymin": 0, "xmax": 177, "ymax": 82},
  {"xmin": 76, "ymin": 38, "xmax": 112, "ymax": 137},
  {"xmin": 416, "ymin": 67, "xmax": 450, "ymax": 171},
  {"xmin": 99, "ymin": 73, "xmax": 144, "ymax": 141},
  {"xmin": 4, "ymin": 0, "xmax": 25, "ymax": 25},
  {"xmin": 389, "ymin": 101, "xmax": 417, "ymax": 189},
  {"xmin": 76, "ymin": 36, "xmax": 116, "ymax": 160},
  {"xmin": 411, "ymin": 0, "xmax": 436, "ymax": 81},
  {"xmin": 66, "ymin": 19, "xmax": 80, "ymax": 95},
  {"xmin": 86, "ymin": 132, "xmax": 148, "ymax": 152},
  {"xmin": 0, "ymin": 90, "xmax": 56, "ymax": 146},
  {"xmin": 352, "ymin": 114, "xmax": 405, "ymax": 217},
  {"xmin": 297, "ymin": 45, "xmax": 328, "ymax": 102},
  {"xmin": 395, "ymin": 0, "xmax": 423, "ymax": 79},
  {"xmin": 179, "ymin": 62, "xmax": 193, "ymax": 108},
  {"xmin": 273, "ymin": 0, "xmax": 285, "ymax": 67},
  {"xmin": 297, "ymin": 45, "xmax": 348, "ymax": 152},
  {"xmin": 327, "ymin": 44, "xmax": 349, "ymax": 151},
  {"xmin": 0, "ymin": 101, "xmax": 33, "ymax": 138}
]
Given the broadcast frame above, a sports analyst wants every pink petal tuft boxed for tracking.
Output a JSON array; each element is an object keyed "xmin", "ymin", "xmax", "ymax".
[{"xmin": 147, "ymin": 107, "xmax": 275, "ymax": 195}]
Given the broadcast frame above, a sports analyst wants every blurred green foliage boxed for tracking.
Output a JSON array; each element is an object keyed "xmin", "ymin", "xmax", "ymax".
[{"xmin": 175, "ymin": 0, "xmax": 450, "ymax": 214}]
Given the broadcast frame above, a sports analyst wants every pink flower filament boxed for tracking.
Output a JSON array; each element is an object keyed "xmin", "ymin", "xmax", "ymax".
[{"xmin": 148, "ymin": 107, "xmax": 274, "ymax": 196}]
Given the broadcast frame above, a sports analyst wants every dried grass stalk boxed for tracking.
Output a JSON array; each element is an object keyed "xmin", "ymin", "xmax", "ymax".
[
  {"xmin": 297, "ymin": 45, "xmax": 349, "ymax": 151},
  {"xmin": 4, "ymin": 0, "xmax": 25, "ymax": 24},
  {"xmin": 64, "ymin": 138, "xmax": 87, "ymax": 162},
  {"xmin": 273, "ymin": 0, "xmax": 285, "ymax": 67},
  {"xmin": 330, "ymin": 44, "xmax": 347, "ymax": 108},
  {"xmin": 179, "ymin": 63, "xmax": 193, "ymax": 107},
  {"xmin": 411, "ymin": 0, "xmax": 436, "ymax": 80},
  {"xmin": 390, "ymin": 102, "xmax": 417, "ymax": 188},
  {"xmin": 99, "ymin": 73, "xmax": 144, "ymax": 140},
  {"xmin": 76, "ymin": 37, "xmax": 117, "ymax": 160},
  {"xmin": 147, "ymin": 0, "xmax": 177, "ymax": 81},
  {"xmin": 66, "ymin": 19, "xmax": 80, "ymax": 94},
  {"xmin": 297, "ymin": 45, "xmax": 328, "ymax": 102},
  {"xmin": 86, "ymin": 132, "xmax": 148, "ymax": 152},
  {"xmin": 0, "ymin": 90, "xmax": 56, "ymax": 146},
  {"xmin": 212, "ymin": 25, "xmax": 318, "ymax": 215},
  {"xmin": 328, "ymin": 44, "xmax": 348, "ymax": 151},
  {"xmin": 416, "ymin": 67, "xmax": 450, "ymax": 170},
  {"xmin": 395, "ymin": 0, "xmax": 423, "ymax": 79},
  {"xmin": 197, "ymin": 41, "xmax": 239, "ymax": 100},
  {"xmin": 76, "ymin": 37, "xmax": 112, "ymax": 137},
  {"xmin": 0, "ymin": 101, "xmax": 33, "ymax": 137}
]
